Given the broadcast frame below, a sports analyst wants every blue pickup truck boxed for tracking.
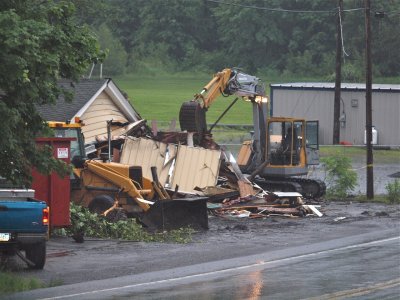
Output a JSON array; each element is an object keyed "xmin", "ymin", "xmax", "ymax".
[{"xmin": 0, "ymin": 189, "xmax": 49, "ymax": 269}]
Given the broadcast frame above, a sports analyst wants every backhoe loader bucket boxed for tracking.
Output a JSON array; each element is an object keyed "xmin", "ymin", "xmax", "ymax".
[{"xmin": 140, "ymin": 197, "xmax": 208, "ymax": 231}]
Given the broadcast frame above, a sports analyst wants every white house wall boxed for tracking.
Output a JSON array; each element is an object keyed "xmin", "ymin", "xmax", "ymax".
[
  {"xmin": 81, "ymin": 91, "xmax": 129, "ymax": 143},
  {"xmin": 271, "ymin": 88, "xmax": 400, "ymax": 146}
]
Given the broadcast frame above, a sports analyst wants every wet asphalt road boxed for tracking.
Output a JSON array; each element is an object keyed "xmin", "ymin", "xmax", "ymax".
[
  {"xmin": 126, "ymin": 237, "xmax": 400, "ymax": 300},
  {"xmin": 5, "ymin": 229, "xmax": 400, "ymax": 300},
  {"xmin": 1, "ymin": 198, "xmax": 399, "ymax": 299}
]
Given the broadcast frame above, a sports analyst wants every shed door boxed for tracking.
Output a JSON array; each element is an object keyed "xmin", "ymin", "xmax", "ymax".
[{"xmin": 306, "ymin": 121, "xmax": 319, "ymax": 165}]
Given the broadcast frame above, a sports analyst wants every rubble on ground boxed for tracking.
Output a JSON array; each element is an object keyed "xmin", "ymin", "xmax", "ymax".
[{"xmin": 83, "ymin": 118, "xmax": 324, "ymax": 220}]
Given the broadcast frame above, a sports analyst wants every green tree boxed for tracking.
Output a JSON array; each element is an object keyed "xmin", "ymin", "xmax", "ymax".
[
  {"xmin": 0, "ymin": 0, "xmax": 102, "ymax": 186},
  {"xmin": 95, "ymin": 24, "xmax": 128, "ymax": 76},
  {"xmin": 62, "ymin": 0, "xmax": 399, "ymax": 77}
]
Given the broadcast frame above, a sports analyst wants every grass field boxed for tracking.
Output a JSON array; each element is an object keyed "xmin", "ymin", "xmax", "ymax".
[
  {"xmin": 320, "ymin": 146, "xmax": 400, "ymax": 164},
  {"xmin": 115, "ymin": 72, "xmax": 399, "ymax": 127},
  {"xmin": 115, "ymin": 73, "xmax": 257, "ymax": 125}
]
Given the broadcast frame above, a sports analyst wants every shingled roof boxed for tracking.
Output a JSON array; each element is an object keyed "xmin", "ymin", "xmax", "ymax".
[{"xmin": 36, "ymin": 78, "xmax": 139, "ymax": 122}]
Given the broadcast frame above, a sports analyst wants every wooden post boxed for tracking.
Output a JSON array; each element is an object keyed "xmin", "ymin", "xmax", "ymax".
[
  {"xmin": 365, "ymin": 0, "xmax": 374, "ymax": 199},
  {"xmin": 333, "ymin": 0, "xmax": 343, "ymax": 145}
]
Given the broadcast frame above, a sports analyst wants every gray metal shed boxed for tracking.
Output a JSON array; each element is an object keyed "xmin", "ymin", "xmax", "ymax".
[{"xmin": 270, "ymin": 83, "xmax": 400, "ymax": 146}]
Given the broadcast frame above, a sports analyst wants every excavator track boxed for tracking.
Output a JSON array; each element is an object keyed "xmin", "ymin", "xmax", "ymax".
[{"xmin": 254, "ymin": 177, "xmax": 326, "ymax": 200}]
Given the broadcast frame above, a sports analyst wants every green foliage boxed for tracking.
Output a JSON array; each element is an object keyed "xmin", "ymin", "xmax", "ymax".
[
  {"xmin": 321, "ymin": 156, "xmax": 358, "ymax": 198},
  {"xmin": 386, "ymin": 180, "xmax": 400, "ymax": 204},
  {"xmin": 66, "ymin": 203, "xmax": 193, "ymax": 243},
  {"xmin": 0, "ymin": 271, "xmax": 44, "ymax": 294},
  {"xmin": 71, "ymin": 0, "xmax": 400, "ymax": 77},
  {"xmin": 95, "ymin": 24, "xmax": 128, "ymax": 76},
  {"xmin": 0, "ymin": 1, "xmax": 103, "ymax": 186}
]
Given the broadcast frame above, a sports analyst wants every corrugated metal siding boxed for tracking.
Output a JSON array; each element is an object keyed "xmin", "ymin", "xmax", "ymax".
[
  {"xmin": 272, "ymin": 89, "xmax": 334, "ymax": 145},
  {"xmin": 120, "ymin": 138, "xmax": 177, "ymax": 186},
  {"xmin": 171, "ymin": 145, "xmax": 221, "ymax": 193},
  {"xmin": 272, "ymin": 87, "xmax": 400, "ymax": 145},
  {"xmin": 81, "ymin": 92, "xmax": 128, "ymax": 143}
]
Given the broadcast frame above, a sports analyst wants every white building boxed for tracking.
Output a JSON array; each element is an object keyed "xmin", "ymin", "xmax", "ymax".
[{"xmin": 270, "ymin": 83, "xmax": 400, "ymax": 146}]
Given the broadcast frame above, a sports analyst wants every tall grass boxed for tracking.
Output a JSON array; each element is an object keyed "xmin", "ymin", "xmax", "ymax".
[{"xmin": 0, "ymin": 271, "xmax": 44, "ymax": 295}]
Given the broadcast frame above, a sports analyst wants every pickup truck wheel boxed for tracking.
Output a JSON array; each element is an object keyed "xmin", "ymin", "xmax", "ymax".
[
  {"xmin": 88, "ymin": 195, "xmax": 114, "ymax": 215},
  {"xmin": 25, "ymin": 241, "xmax": 46, "ymax": 269}
]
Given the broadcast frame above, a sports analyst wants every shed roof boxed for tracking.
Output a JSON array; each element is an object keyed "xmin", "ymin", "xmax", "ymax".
[
  {"xmin": 270, "ymin": 82, "xmax": 400, "ymax": 92},
  {"xmin": 36, "ymin": 78, "xmax": 140, "ymax": 122},
  {"xmin": 37, "ymin": 79, "xmax": 107, "ymax": 122}
]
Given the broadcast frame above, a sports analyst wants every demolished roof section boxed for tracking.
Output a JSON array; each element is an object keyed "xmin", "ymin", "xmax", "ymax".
[
  {"xmin": 171, "ymin": 145, "xmax": 221, "ymax": 193},
  {"xmin": 120, "ymin": 137, "xmax": 177, "ymax": 186}
]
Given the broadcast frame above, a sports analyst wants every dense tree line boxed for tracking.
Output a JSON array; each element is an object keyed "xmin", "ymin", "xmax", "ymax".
[{"xmin": 72, "ymin": 0, "xmax": 399, "ymax": 79}]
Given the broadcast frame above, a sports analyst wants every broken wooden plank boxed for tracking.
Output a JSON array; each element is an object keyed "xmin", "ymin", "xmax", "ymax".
[
  {"xmin": 303, "ymin": 205, "xmax": 323, "ymax": 217},
  {"xmin": 226, "ymin": 151, "xmax": 256, "ymax": 197}
]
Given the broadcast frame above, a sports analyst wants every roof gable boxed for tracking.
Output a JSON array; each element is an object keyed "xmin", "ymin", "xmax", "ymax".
[
  {"xmin": 36, "ymin": 79, "xmax": 108, "ymax": 122},
  {"xmin": 36, "ymin": 78, "xmax": 140, "ymax": 122}
]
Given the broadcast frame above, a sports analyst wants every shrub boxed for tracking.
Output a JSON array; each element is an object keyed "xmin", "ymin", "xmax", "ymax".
[
  {"xmin": 386, "ymin": 179, "xmax": 400, "ymax": 204},
  {"xmin": 321, "ymin": 156, "xmax": 357, "ymax": 199},
  {"xmin": 64, "ymin": 203, "xmax": 193, "ymax": 243}
]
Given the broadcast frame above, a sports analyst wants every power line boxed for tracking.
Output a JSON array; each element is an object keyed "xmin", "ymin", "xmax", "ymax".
[{"xmin": 206, "ymin": 0, "xmax": 364, "ymax": 14}]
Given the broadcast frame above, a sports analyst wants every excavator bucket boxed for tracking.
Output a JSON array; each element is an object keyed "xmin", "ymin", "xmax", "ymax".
[{"xmin": 140, "ymin": 197, "xmax": 209, "ymax": 231}]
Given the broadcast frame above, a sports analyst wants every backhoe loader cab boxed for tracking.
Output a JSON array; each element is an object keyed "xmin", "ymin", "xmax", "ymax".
[{"xmin": 48, "ymin": 121, "xmax": 85, "ymax": 160}]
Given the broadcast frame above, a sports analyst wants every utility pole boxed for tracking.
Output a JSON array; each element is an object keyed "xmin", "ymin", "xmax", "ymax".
[
  {"xmin": 333, "ymin": 0, "xmax": 343, "ymax": 144},
  {"xmin": 365, "ymin": 0, "xmax": 374, "ymax": 199}
]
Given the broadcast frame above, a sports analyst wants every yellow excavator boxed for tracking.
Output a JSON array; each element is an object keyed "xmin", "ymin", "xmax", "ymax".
[
  {"xmin": 179, "ymin": 68, "xmax": 325, "ymax": 198},
  {"xmin": 48, "ymin": 121, "xmax": 208, "ymax": 231}
]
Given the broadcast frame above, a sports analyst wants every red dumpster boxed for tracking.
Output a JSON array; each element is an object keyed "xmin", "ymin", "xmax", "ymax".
[{"xmin": 31, "ymin": 137, "xmax": 75, "ymax": 228}]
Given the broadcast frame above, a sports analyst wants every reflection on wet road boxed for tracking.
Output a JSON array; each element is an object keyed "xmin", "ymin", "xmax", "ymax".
[{"xmin": 120, "ymin": 237, "xmax": 400, "ymax": 300}]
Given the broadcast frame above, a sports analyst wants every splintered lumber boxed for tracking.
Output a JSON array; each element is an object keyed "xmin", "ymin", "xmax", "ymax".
[
  {"xmin": 226, "ymin": 151, "xmax": 256, "ymax": 197},
  {"xmin": 237, "ymin": 180, "xmax": 256, "ymax": 198},
  {"xmin": 303, "ymin": 205, "xmax": 323, "ymax": 217},
  {"xmin": 218, "ymin": 204, "xmax": 301, "ymax": 215},
  {"xmin": 197, "ymin": 186, "xmax": 239, "ymax": 203},
  {"xmin": 256, "ymin": 206, "xmax": 301, "ymax": 215}
]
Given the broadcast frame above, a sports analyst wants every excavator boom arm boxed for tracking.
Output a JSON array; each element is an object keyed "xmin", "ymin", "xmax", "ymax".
[
  {"xmin": 179, "ymin": 68, "xmax": 265, "ymax": 133},
  {"xmin": 193, "ymin": 68, "xmax": 265, "ymax": 109},
  {"xmin": 195, "ymin": 68, "xmax": 232, "ymax": 108}
]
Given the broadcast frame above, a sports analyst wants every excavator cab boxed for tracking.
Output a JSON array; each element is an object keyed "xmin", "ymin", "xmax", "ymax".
[
  {"xmin": 266, "ymin": 118, "xmax": 307, "ymax": 172},
  {"xmin": 238, "ymin": 117, "xmax": 324, "ymax": 198}
]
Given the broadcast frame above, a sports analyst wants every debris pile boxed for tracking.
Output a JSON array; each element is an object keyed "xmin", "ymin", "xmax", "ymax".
[{"xmin": 78, "ymin": 117, "xmax": 324, "ymax": 223}]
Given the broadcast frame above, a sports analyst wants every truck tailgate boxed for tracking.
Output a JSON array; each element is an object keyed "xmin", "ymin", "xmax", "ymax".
[{"xmin": 0, "ymin": 201, "xmax": 47, "ymax": 233}]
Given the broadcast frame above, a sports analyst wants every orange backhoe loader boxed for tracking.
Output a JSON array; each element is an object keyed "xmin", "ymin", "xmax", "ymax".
[{"xmin": 48, "ymin": 121, "xmax": 208, "ymax": 231}]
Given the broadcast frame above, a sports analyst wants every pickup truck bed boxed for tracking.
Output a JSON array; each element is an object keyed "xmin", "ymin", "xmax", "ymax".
[{"xmin": 0, "ymin": 189, "xmax": 49, "ymax": 269}]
